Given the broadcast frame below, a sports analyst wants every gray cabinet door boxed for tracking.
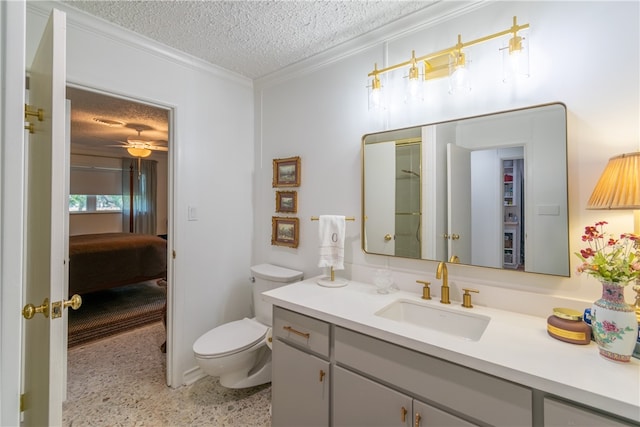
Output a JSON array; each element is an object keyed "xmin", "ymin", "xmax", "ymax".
[
  {"xmin": 272, "ymin": 339, "xmax": 329, "ymax": 427},
  {"xmin": 333, "ymin": 366, "xmax": 412, "ymax": 427}
]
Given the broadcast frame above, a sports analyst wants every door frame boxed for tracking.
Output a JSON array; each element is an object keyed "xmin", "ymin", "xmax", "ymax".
[
  {"xmin": 66, "ymin": 81, "xmax": 176, "ymax": 387},
  {"xmin": 0, "ymin": 0, "xmax": 27, "ymax": 425}
]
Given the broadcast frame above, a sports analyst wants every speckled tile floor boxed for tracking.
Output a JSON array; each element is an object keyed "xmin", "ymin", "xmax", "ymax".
[{"xmin": 63, "ymin": 322, "xmax": 272, "ymax": 426}]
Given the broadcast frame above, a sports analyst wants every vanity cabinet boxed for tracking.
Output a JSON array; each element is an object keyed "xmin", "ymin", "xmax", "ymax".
[
  {"xmin": 271, "ymin": 307, "xmax": 331, "ymax": 427},
  {"xmin": 271, "ymin": 305, "xmax": 637, "ymax": 427}
]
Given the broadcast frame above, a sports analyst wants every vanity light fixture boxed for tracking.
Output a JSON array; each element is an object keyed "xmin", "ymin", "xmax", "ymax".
[{"xmin": 366, "ymin": 16, "xmax": 530, "ymax": 110}]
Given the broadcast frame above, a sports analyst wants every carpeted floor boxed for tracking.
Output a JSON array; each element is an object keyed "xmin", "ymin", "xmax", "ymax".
[{"xmin": 68, "ymin": 280, "xmax": 166, "ymax": 347}]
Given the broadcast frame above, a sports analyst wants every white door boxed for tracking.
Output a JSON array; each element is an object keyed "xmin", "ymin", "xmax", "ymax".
[
  {"xmin": 22, "ymin": 8, "xmax": 68, "ymax": 426},
  {"xmin": 447, "ymin": 143, "xmax": 472, "ymax": 263},
  {"xmin": 364, "ymin": 141, "xmax": 396, "ymax": 255}
]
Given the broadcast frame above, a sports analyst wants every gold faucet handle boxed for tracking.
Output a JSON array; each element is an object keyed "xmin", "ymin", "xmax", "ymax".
[
  {"xmin": 461, "ymin": 288, "xmax": 479, "ymax": 308},
  {"xmin": 416, "ymin": 280, "xmax": 431, "ymax": 300}
]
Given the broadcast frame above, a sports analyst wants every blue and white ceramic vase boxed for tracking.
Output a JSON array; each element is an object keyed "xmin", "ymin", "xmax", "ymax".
[{"xmin": 591, "ymin": 281, "xmax": 637, "ymax": 362}]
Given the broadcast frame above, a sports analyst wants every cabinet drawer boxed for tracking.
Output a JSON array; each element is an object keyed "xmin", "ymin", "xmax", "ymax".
[
  {"xmin": 273, "ymin": 306, "xmax": 330, "ymax": 358},
  {"xmin": 335, "ymin": 327, "xmax": 532, "ymax": 427}
]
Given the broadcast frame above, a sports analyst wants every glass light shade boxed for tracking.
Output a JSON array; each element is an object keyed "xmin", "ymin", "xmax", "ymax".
[
  {"xmin": 404, "ymin": 64, "xmax": 424, "ymax": 104},
  {"xmin": 448, "ymin": 51, "xmax": 471, "ymax": 94},
  {"xmin": 587, "ymin": 152, "xmax": 640, "ymax": 209},
  {"xmin": 367, "ymin": 75, "xmax": 385, "ymax": 112},
  {"xmin": 502, "ymin": 30, "xmax": 530, "ymax": 82},
  {"xmin": 127, "ymin": 147, "xmax": 152, "ymax": 158}
]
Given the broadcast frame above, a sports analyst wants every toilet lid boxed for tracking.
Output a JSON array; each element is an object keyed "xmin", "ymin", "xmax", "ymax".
[{"xmin": 193, "ymin": 318, "xmax": 268, "ymax": 358}]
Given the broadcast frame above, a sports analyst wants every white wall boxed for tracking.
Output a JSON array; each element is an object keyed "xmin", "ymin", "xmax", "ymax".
[
  {"xmin": 255, "ymin": 1, "xmax": 639, "ymax": 316},
  {"xmin": 26, "ymin": 2, "xmax": 255, "ymax": 386}
]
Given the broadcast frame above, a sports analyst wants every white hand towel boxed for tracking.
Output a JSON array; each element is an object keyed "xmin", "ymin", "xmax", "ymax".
[{"xmin": 317, "ymin": 215, "xmax": 345, "ymax": 270}]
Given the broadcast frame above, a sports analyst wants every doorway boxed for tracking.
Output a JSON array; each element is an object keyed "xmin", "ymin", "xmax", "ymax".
[{"xmin": 64, "ymin": 85, "xmax": 173, "ymax": 391}]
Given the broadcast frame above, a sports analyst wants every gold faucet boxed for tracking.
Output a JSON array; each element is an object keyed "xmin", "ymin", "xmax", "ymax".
[{"xmin": 436, "ymin": 261, "xmax": 450, "ymax": 304}]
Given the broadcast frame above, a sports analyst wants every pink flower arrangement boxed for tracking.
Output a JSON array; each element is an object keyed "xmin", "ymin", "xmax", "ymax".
[{"xmin": 575, "ymin": 221, "xmax": 640, "ymax": 283}]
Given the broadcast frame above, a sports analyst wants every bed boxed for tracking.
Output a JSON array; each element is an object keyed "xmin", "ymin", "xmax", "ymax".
[{"xmin": 69, "ymin": 232, "xmax": 167, "ymax": 295}]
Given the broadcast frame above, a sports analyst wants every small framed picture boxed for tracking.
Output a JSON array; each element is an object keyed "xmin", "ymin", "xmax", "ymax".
[
  {"xmin": 273, "ymin": 156, "xmax": 301, "ymax": 187},
  {"xmin": 275, "ymin": 191, "xmax": 297, "ymax": 214},
  {"xmin": 272, "ymin": 217, "xmax": 299, "ymax": 248}
]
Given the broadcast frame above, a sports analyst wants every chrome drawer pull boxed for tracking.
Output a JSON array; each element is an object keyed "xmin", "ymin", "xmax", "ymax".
[{"xmin": 283, "ymin": 325, "xmax": 310, "ymax": 339}]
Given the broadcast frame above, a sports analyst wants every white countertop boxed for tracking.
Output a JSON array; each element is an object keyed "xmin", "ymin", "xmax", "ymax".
[{"xmin": 263, "ymin": 277, "xmax": 640, "ymax": 423}]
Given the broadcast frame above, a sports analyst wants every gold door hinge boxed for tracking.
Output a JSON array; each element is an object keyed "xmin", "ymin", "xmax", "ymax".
[
  {"xmin": 24, "ymin": 104, "xmax": 44, "ymax": 121},
  {"xmin": 172, "ymin": 250, "xmax": 176, "ymax": 259},
  {"xmin": 20, "ymin": 393, "xmax": 25, "ymax": 412}
]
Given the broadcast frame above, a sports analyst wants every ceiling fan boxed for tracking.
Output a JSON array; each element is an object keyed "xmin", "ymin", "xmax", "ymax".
[{"xmin": 110, "ymin": 129, "xmax": 168, "ymax": 158}]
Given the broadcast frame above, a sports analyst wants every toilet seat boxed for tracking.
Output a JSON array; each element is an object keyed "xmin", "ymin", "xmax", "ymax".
[{"xmin": 193, "ymin": 318, "xmax": 268, "ymax": 359}]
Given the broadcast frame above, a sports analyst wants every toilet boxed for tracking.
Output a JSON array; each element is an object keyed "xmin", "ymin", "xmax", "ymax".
[{"xmin": 193, "ymin": 264, "xmax": 303, "ymax": 388}]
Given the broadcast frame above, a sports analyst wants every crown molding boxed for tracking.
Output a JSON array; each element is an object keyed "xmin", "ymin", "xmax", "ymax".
[
  {"xmin": 28, "ymin": 1, "xmax": 253, "ymax": 89},
  {"xmin": 254, "ymin": 1, "xmax": 489, "ymax": 90}
]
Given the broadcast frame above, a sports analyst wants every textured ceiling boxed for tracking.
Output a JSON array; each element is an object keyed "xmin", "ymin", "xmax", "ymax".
[
  {"xmin": 62, "ymin": 0, "xmax": 437, "ymax": 155},
  {"xmin": 67, "ymin": 86, "xmax": 170, "ymax": 155},
  {"xmin": 62, "ymin": 0, "xmax": 434, "ymax": 79}
]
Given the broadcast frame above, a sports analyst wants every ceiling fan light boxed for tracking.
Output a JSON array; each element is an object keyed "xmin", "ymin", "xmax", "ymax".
[{"xmin": 127, "ymin": 147, "xmax": 152, "ymax": 158}]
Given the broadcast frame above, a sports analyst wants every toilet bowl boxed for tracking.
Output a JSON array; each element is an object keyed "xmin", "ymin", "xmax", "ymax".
[{"xmin": 193, "ymin": 264, "xmax": 303, "ymax": 388}]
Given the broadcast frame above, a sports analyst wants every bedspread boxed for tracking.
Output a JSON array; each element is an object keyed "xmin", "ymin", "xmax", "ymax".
[{"xmin": 69, "ymin": 232, "xmax": 167, "ymax": 295}]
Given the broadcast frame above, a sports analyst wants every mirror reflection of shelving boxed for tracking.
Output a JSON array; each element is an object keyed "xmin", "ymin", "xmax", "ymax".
[
  {"xmin": 395, "ymin": 142, "xmax": 422, "ymax": 259},
  {"xmin": 503, "ymin": 228, "xmax": 516, "ymax": 267},
  {"xmin": 503, "ymin": 160, "xmax": 515, "ymax": 207},
  {"xmin": 502, "ymin": 158, "xmax": 524, "ymax": 269}
]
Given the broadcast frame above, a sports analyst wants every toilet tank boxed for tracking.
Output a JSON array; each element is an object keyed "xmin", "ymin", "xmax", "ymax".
[{"xmin": 251, "ymin": 264, "xmax": 303, "ymax": 326}]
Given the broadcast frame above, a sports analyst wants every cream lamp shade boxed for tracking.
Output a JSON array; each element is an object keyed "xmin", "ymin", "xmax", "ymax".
[{"xmin": 587, "ymin": 152, "xmax": 640, "ymax": 210}]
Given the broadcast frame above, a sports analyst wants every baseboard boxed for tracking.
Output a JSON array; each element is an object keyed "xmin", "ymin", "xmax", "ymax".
[{"xmin": 183, "ymin": 366, "xmax": 207, "ymax": 386}]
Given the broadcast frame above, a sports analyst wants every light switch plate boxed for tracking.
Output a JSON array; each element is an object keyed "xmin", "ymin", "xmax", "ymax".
[{"xmin": 188, "ymin": 206, "xmax": 198, "ymax": 221}]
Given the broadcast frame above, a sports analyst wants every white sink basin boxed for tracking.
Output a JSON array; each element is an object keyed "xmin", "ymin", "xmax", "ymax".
[{"xmin": 375, "ymin": 298, "xmax": 490, "ymax": 341}]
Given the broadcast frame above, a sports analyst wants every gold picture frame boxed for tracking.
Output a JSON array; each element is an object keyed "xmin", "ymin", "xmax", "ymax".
[
  {"xmin": 273, "ymin": 156, "xmax": 301, "ymax": 187},
  {"xmin": 275, "ymin": 191, "xmax": 297, "ymax": 214},
  {"xmin": 271, "ymin": 217, "xmax": 299, "ymax": 248}
]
